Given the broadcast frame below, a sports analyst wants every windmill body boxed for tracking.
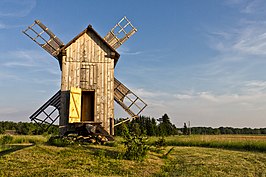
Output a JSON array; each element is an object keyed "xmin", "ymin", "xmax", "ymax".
[
  {"xmin": 60, "ymin": 26, "xmax": 119, "ymax": 135},
  {"xmin": 23, "ymin": 17, "xmax": 147, "ymax": 136}
]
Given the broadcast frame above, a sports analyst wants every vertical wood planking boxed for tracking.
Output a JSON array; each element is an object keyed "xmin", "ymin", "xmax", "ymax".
[{"xmin": 61, "ymin": 31, "xmax": 115, "ymax": 134}]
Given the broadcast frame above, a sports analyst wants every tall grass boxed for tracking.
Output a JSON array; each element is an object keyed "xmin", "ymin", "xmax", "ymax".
[
  {"xmin": 0, "ymin": 135, "xmax": 48, "ymax": 145},
  {"xmin": 149, "ymin": 135, "xmax": 266, "ymax": 152}
]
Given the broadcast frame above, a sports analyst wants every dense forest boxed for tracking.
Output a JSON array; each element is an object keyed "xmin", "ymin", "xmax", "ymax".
[
  {"xmin": 0, "ymin": 114, "xmax": 265, "ymax": 135},
  {"xmin": 0, "ymin": 121, "xmax": 58, "ymax": 135},
  {"xmin": 114, "ymin": 114, "xmax": 266, "ymax": 136}
]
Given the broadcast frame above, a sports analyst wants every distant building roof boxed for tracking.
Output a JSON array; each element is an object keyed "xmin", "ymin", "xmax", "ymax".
[{"xmin": 4, "ymin": 130, "xmax": 16, "ymax": 135}]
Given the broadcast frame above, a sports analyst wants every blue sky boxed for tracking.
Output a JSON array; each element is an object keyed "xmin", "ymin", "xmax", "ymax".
[{"xmin": 0, "ymin": 0, "xmax": 266, "ymax": 128}]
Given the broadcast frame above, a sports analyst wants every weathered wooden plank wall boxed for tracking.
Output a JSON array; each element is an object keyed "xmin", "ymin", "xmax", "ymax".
[{"xmin": 60, "ymin": 31, "xmax": 115, "ymax": 134}]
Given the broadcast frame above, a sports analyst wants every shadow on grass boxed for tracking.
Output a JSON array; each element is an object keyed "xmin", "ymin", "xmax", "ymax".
[{"xmin": 0, "ymin": 144, "xmax": 34, "ymax": 157}]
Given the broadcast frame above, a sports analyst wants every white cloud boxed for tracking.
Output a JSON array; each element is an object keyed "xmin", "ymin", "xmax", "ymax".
[
  {"xmin": 0, "ymin": 72, "xmax": 20, "ymax": 80},
  {"xmin": 0, "ymin": 0, "xmax": 36, "ymax": 17},
  {"xmin": 0, "ymin": 49, "xmax": 61, "ymax": 86},
  {"xmin": 134, "ymin": 88, "xmax": 169, "ymax": 98},
  {"xmin": 3, "ymin": 62, "xmax": 34, "ymax": 67},
  {"xmin": 0, "ymin": 107, "xmax": 18, "ymax": 115},
  {"xmin": 174, "ymin": 94, "xmax": 193, "ymax": 100},
  {"xmin": 0, "ymin": 50, "xmax": 55, "ymax": 68},
  {"xmin": 208, "ymin": 25, "xmax": 266, "ymax": 57},
  {"xmin": 0, "ymin": 21, "xmax": 24, "ymax": 29},
  {"xmin": 243, "ymin": 80, "xmax": 266, "ymax": 94},
  {"xmin": 126, "ymin": 84, "xmax": 266, "ymax": 127},
  {"xmin": 0, "ymin": 22, "xmax": 7, "ymax": 29},
  {"xmin": 117, "ymin": 46, "xmax": 143, "ymax": 55},
  {"xmin": 233, "ymin": 29, "xmax": 266, "ymax": 56},
  {"xmin": 225, "ymin": 0, "xmax": 264, "ymax": 14}
]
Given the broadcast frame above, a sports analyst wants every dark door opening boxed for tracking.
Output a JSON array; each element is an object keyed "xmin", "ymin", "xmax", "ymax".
[{"xmin": 81, "ymin": 91, "xmax": 95, "ymax": 122}]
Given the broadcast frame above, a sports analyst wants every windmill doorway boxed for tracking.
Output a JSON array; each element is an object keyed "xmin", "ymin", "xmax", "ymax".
[{"xmin": 81, "ymin": 91, "xmax": 95, "ymax": 122}]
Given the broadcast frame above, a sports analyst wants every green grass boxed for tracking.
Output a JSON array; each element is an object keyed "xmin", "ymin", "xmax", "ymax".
[
  {"xmin": 0, "ymin": 146, "xmax": 10, "ymax": 152},
  {"xmin": 0, "ymin": 135, "xmax": 48, "ymax": 145},
  {"xmin": 0, "ymin": 135, "xmax": 265, "ymax": 176},
  {"xmin": 0, "ymin": 144, "xmax": 265, "ymax": 177},
  {"xmin": 0, "ymin": 144, "xmax": 163, "ymax": 177},
  {"xmin": 154, "ymin": 147, "xmax": 266, "ymax": 177},
  {"xmin": 148, "ymin": 135, "xmax": 266, "ymax": 152}
]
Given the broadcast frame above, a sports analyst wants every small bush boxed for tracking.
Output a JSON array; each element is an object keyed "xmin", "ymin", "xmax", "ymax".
[
  {"xmin": 155, "ymin": 136, "xmax": 166, "ymax": 148},
  {"xmin": 0, "ymin": 135, "xmax": 13, "ymax": 145},
  {"xmin": 121, "ymin": 124, "xmax": 149, "ymax": 161}
]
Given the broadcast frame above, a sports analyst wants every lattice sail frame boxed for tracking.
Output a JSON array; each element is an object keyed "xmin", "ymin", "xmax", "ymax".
[
  {"xmin": 114, "ymin": 78, "xmax": 147, "ymax": 118},
  {"xmin": 29, "ymin": 91, "xmax": 61, "ymax": 131},
  {"xmin": 22, "ymin": 20, "xmax": 64, "ymax": 59},
  {"xmin": 104, "ymin": 16, "xmax": 137, "ymax": 49}
]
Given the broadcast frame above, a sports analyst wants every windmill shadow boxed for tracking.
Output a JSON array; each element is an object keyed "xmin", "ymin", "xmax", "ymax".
[{"xmin": 0, "ymin": 144, "xmax": 34, "ymax": 157}]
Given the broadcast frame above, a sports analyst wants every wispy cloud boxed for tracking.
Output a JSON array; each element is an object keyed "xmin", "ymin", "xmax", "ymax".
[
  {"xmin": 0, "ymin": 49, "xmax": 61, "ymax": 86},
  {"xmin": 240, "ymin": 0, "xmax": 265, "ymax": 14},
  {"xmin": 174, "ymin": 94, "xmax": 193, "ymax": 100},
  {"xmin": 134, "ymin": 88, "xmax": 169, "ymax": 99},
  {"xmin": 0, "ymin": 21, "xmax": 24, "ymax": 29},
  {"xmin": 225, "ymin": 0, "xmax": 264, "ymax": 14},
  {"xmin": 0, "ymin": 22, "xmax": 7, "ymax": 29},
  {"xmin": 0, "ymin": 107, "xmax": 18, "ymax": 115},
  {"xmin": 0, "ymin": 0, "xmax": 36, "ymax": 17},
  {"xmin": 0, "ymin": 50, "xmax": 52, "ymax": 68},
  {"xmin": 208, "ymin": 25, "xmax": 266, "ymax": 57},
  {"xmin": 0, "ymin": 72, "xmax": 20, "ymax": 81},
  {"xmin": 120, "ymin": 85, "xmax": 266, "ymax": 127},
  {"xmin": 117, "ymin": 46, "xmax": 143, "ymax": 55},
  {"xmin": 196, "ymin": 1, "xmax": 266, "ymax": 95},
  {"xmin": 243, "ymin": 80, "xmax": 266, "ymax": 94}
]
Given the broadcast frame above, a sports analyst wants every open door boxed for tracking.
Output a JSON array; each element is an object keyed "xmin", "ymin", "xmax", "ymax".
[
  {"xmin": 69, "ymin": 87, "xmax": 82, "ymax": 123},
  {"xmin": 81, "ymin": 91, "xmax": 95, "ymax": 122}
]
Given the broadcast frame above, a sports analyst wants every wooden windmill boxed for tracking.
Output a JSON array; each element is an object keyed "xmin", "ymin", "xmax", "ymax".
[{"xmin": 23, "ymin": 17, "xmax": 147, "ymax": 136}]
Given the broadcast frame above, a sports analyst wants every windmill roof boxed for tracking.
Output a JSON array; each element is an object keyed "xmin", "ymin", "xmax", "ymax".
[{"xmin": 60, "ymin": 25, "xmax": 120, "ymax": 61}]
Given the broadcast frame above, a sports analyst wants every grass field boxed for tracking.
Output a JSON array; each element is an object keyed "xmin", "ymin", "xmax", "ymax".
[
  {"xmin": 0, "ymin": 134, "xmax": 47, "ymax": 144},
  {"xmin": 0, "ymin": 135, "xmax": 265, "ymax": 177},
  {"xmin": 148, "ymin": 135, "xmax": 266, "ymax": 152}
]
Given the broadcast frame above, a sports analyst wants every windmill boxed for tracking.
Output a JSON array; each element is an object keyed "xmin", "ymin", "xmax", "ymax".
[{"xmin": 22, "ymin": 17, "xmax": 147, "ymax": 137}]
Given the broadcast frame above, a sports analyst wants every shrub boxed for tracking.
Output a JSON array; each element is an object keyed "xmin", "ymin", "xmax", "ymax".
[
  {"xmin": 154, "ymin": 136, "xmax": 166, "ymax": 148},
  {"xmin": 121, "ymin": 123, "xmax": 149, "ymax": 161}
]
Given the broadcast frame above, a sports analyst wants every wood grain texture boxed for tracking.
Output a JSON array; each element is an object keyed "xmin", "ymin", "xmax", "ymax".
[{"xmin": 60, "ymin": 31, "xmax": 115, "ymax": 134}]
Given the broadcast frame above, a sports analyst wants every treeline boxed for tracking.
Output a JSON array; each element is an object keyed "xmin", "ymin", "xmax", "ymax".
[
  {"xmin": 115, "ymin": 114, "xmax": 179, "ymax": 136},
  {"xmin": 0, "ymin": 121, "xmax": 58, "ymax": 135},
  {"xmin": 115, "ymin": 114, "xmax": 266, "ymax": 136},
  {"xmin": 190, "ymin": 127, "xmax": 266, "ymax": 135},
  {"xmin": 1, "ymin": 115, "xmax": 265, "ymax": 136}
]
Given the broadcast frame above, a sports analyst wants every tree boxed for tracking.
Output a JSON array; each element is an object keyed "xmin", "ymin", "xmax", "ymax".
[{"xmin": 183, "ymin": 123, "xmax": 188, "ymax": 135}]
